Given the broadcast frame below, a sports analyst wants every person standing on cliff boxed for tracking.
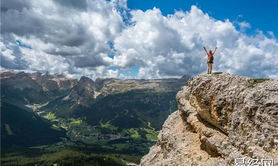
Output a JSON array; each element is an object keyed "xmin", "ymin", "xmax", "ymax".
[{"xmin": 203, "ymin": 46, "xmax": 217, "ymax": 74}]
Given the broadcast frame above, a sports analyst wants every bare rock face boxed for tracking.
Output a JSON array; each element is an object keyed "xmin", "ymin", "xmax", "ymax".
[
  {"xmin": 140, "ymin": 73, "xmax": 278, "ymax": 166},
  {"xmin": 29, "ymin": 72, "xmax": 78, "ymax": 91},
  {"xmin": 1, "ymin": 71, "xmax": 42, "ymax": 91},
  {"xmin": 63, "ymin": 76, "xmax": 97, "ymax": 106}
]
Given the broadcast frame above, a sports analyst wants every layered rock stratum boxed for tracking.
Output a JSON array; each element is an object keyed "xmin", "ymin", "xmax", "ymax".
[{"xmin": 140, "ymin": 73, "xmax": 278, "ymax": 166}]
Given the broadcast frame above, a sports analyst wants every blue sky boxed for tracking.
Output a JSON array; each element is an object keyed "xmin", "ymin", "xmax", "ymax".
[
  {"xmin": 128, "ymin": 0, "xmax": 278, "ymax": 37},
  {"xmin": 120, "ymin": 0, "xmax": 278, "ymax": 77}
]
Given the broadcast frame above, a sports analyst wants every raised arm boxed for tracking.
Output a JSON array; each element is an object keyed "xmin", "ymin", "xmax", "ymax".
[
  {"xmin": 203, "ymin": 46, "xmax": 208, "ymax": 54},
  {"xmin": 213, "ymin": 47, "xmax": 217, "ymax": 55}
]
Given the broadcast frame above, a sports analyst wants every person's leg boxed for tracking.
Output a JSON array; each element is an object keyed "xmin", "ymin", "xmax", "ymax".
[
  {"xmin": 208, "ymin": 63, "xmax": 211, "ymax": 74},
  {"xmin": 210, "ymin": 64, "xmax": 213, "ymax": 74}
]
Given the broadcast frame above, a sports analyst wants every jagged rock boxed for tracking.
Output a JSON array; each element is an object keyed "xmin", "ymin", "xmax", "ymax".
[
  {"xmin": 63, "ymin": 76, "xmax": 97, "ymax": 106},
  {"xmin": 1, "ymin": 71, "xmax": 42, "ymax": 91},
  {"xmin": 140, "ymin": 73, "xmax": 278, "ymax": 166},
  {"xmin": 29, "ymin": 72, "xmax": 77, "ymax": 91}
]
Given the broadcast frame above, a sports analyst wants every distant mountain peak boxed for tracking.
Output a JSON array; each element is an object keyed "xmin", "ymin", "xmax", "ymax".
[{"xmin": 79, "ymin": 76, "xmax": 93, "ymax": 82}]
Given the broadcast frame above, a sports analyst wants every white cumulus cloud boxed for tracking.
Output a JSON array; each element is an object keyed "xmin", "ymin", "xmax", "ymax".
[
  {"xmin": 1, "ymin": 1, "xmax": 278, "ymax": 79},
  {"xmin": 113, "ymin": 6, "xmax": 278, "ymax": 78}
]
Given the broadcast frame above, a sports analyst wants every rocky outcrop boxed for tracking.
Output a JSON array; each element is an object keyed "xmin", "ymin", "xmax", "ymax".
[
  {"xmin": 1, "ymin": 70, "xmax": 77, "ymax": 92},
  {"xmin": 29, "ymin": 72, "xmax": 78, "ymax": 91},
  {"xmin": 1, "ymin": 71, "xmax": 42, "ymax": 91},
  {"xmin": 63, "ymin": 76, "xmax": 97, "ymax": 106},
  {"xmin": 140, "ymin": 73, "xmax": 278, "ymax": 166}
]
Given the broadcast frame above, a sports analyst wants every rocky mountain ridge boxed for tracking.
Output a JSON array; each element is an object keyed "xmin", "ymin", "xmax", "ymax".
[
  {"xmin": 1, "ymin": 70, "xmax": 190, "ymax": 106},
  {"xmin": 140, "ymin": 73, "xmax": 278, "ymax": 166}
]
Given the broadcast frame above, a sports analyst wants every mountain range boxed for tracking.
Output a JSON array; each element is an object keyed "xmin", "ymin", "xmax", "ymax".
[{"xmin": 0, "ymin": 70, "xmax": 189, "ymax": 165}]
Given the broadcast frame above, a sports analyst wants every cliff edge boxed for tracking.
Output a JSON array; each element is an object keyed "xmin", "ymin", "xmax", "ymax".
[{"xmin": 140, "ymin": 73, "xmax": 278, "ymax": 166}]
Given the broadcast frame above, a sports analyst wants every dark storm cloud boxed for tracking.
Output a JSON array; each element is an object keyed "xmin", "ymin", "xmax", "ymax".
[
  {"xmin": 1, "ymin": 8, "xmax": 88, "ymax": 48},
  {"xmin": 45, "ymin": 24, "xmax": 89, "ymax": 47},
  {"xmin": 0, "ymin": 0, "xmax": 125, "ymax": 78},
  {"xmin": 45, "ymin": 47, "xmax": 82, "ymax": 56},
  {"xmin": 1, "ymin": 0, "xmax": 31, "ymax": 12},
  {"xmin": 54, "ymin": 0, "xmax": 88, "ymax": 10},
  {"xmin": 1, "ymin": 9, "xmax": 46, "ymax": 36},
  {"xmin": 73, "ymin": 55, "xmax": 109, "ymax": 68},
  {"xmin": 0, "ymin": 55, "xmax": 27, "ymax": 70}
]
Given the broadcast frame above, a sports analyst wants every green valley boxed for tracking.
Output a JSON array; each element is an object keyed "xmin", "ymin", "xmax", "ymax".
[{"xmin": 1, "ymin": 71, "xmax": 189, "ymax": 165}]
